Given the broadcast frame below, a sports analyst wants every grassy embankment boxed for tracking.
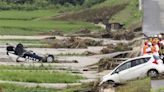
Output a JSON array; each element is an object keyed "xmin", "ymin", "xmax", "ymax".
[
  {"xmin": 151, "ymin": 87, "xmax": 164, "ymax": 92},
  {"xmin": 110, "ymin": 0, "xmax": 142, "ymax": 28},
  {"xmin": 0, "ymin": 9, "xmax": 100, "ymax": 36},
  {"xmin": 0, "ymin": 83, "xmax": 87, "ymax": 92},
  {"xmin": 0, "ymin": 65, "xmax": 83, "ymax": 83},
  {"xmin": 0, "ymin": 0, "xmax": 142, "ymax": 36},
  {"xmin": 0, "ymin": 65, "xmax": 84, "ymax": 92},
  {"xmin": 116, "ymin": 78, "xmax": 151, "ymax": 92},
  {"xmin": 0, "ymin": 70, "xmax": 83, "ymax": 83},
  {"xmin": 55, "ymin": 0, "xmax": 142, "ymax": 29},
  {"xmin": 0, "ymin": 0, "xmax": 142, "ymax": 47}
]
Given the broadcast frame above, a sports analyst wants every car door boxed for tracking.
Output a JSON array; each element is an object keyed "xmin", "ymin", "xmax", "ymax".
[
  {"xmin": 115, "ymin": 61, "xmax": 132, "ymax": 82},
  {"xmin": 130, "ymin": 57, "xmax": 150, "ymax": 79}
]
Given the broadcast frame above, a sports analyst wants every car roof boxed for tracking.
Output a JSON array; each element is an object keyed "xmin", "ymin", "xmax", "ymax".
[
  {"xmin": 115, "ymin": 55, "xmax": 152, "ymax": 69},
  {"xmin": 126, "ymin": 55, "xmax": 152, "ymax": 62}
]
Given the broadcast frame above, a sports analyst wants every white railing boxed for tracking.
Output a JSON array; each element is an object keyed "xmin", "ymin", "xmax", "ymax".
[{"xmin": 139, "ymin": 0, "xmax": 142, "ymax": 10}]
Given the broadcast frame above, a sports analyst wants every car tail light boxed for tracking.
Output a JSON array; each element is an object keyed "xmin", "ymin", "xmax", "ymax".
[{"xmin": 152, "ymin": 60, "xmax": 158, "ymax": 65}]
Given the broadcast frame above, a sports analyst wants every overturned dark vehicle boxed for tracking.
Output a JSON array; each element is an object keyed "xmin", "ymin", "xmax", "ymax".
[{"xmin": 6, "ymin": 43, "xmax": 55, "ymax": 63}]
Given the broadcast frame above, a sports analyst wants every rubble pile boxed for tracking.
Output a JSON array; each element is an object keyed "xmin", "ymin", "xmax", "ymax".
[
  {"xmin": 101, "ymin": 43, "xmax": 132, "ymax": 54},
  {"xmin": 98, "ymin": 58, "xmax": 119, "ymax": 72},
  {"xmin": 112, "ymin": 30, "xmax": 135, "ymax": 40},
  {"xmin": 49, "ymin": 37, "xmax": 103, "ymax": 48}
]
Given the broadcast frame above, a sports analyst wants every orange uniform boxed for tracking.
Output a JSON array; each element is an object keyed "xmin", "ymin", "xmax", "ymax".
[
  {"xmin": 143, "ymin": 45, "xmax": 149, "ymax": 55},
  {"xmin": 152, "ymin": 45, "xmax": 157, "ymax": 53}
]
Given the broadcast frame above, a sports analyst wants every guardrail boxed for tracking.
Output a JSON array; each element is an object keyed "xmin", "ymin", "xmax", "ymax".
[{"xmin": 139, "ymin": 0, "xmax": 142, "ymax": 10}]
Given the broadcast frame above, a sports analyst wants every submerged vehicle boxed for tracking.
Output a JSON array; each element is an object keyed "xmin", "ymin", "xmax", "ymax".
[{"xmin": 6, "ymin": 43, "xmax": 54, "ymax": 63}]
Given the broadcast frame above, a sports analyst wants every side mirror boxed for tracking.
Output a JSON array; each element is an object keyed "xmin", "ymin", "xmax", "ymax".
[
  {"xmin": 116, "ymin": 71, "xmax": 119, "ymax": 74},
  {"xmin": 115, "ymin": 70, "xmax": 119, "ymax": 74}
]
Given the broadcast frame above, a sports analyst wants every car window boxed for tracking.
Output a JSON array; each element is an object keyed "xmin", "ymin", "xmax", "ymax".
[
  {"xmin": 116, "ymin": 62, "xmax": 131, "ymax": 72},
  {"xmin": 144, "ymin": 57, "xmax": 151, "ymax": 62},
  {"xmin": 131, "ymin": 58, "xmax": 150, "ymax": 67}
]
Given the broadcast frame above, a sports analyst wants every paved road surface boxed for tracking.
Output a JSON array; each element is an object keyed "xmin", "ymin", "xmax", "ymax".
[
  {"xmin": 151, "ymin": 80, "xmax": 164, "ymax": 89},
  {"xmin": 143, "ymin": 0, "xmax": 164, "ymax": 36}
]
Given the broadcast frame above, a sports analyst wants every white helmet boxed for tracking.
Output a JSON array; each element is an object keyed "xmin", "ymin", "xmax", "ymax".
[
  {"xmin": 158, "ymin": 34, "xmax": 162, "ymax": 38},
  {"xmin": 154, "ymin": 35, "xmax": 158, "ymax": 37},
  {"xmin": 148, "ymin": 42, "xmax": 152, "ymax": 46}
]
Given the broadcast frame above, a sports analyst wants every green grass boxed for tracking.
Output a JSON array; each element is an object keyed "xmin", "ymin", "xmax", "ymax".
[
  {"xmin": 110, "ymin": 0, "xmax": 142, "ymax": 28},
  {"xmin": 0, "ymin": 20, "xmax": 98, "ymax": 35},
  {"xmin": 0, "ymin": 70, "xmax": 83, "ymax": 83},
  {"xmin": 0, "ymin": 10, "xmax": 59, "ymax": 20},
  {"xmin": 0, "ymin": 8, "xmax": 100, "ymax": 35},
  {"xmin": 0, "ymin": 65, "xmax": 56, "ymax": 70},
  {"xmin": 116, "ymin": 78, "xmax": 151, "ymax": 92},
  {"xmin": 0, "ymin": 83, "xmax": 88, "ymax": 92},
  {"xmin": 92, "ymin": 0, "xmax": 130, "ymax": 8},
  {"xmin": 0, "ymin": 39, "xmax": 45, "ymax": 44},
  {"xmin": 0, "ymin": 39, "xmax": 48, "ymax": 47},
  {"xmin": 0, "ymin": 83, "xmax": 58, "ymax": 92},
  {"xmin": 0, "ymin": 0, "xmax": 141, "ymax": 35}
]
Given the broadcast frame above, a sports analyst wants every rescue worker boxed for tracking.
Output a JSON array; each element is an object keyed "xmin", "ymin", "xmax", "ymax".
[
  {"xmin": 152, "ymin": 41, "xmax": 160, "ymax": 57},
  {"xmin": 143, "ymin": 42, "xmax": 152, "ymax": 55},
  {"xmin": 146, "ymin": 42, "xmax": 153, "ymax": 55},
  {"xmin": 158, "ymin": 34, "xmax": 164, "ymax": 60},
  {"xmin": 159, "ymin": 34, "xmax": 164, "ymax": 45},
  {"xmin": 143, "ymin": 41, "xmax": 148, "ymax": 55}
]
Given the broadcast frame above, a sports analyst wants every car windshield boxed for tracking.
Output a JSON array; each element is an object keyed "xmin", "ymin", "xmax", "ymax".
[{"xmin": 114, "ymin": 62, "xmax": 131, "ymax": 73}]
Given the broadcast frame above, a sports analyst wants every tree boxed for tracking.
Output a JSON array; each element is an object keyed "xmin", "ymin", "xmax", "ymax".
[{"xmin": 0, "ymin": 0, "xmax": 33, "ymax": 4}]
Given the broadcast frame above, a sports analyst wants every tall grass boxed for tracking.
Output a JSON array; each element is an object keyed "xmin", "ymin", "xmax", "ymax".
[
  {"xmin": 92, "ymin": 0, "xmax": 130, "ymax": 9},
  {"xmin": 116, "ymin": 78, "xmax": 151, "ymax": 92},
  {"xmin": 0, "ymin": 65, "xmax": 55, "ymax": 70},
  {"xmin": 0, "ymin": 70, "xmax": 83, "ymax": 83},
  {"xmin": 0, "ymin": 20, "xmax": 98, "ymax": 35},
  {"xmin": 0, "ymin": 10, "xmax": 59, "ymax": 20},
  {"xmin": 0, "ymin": 83, "xmax": 57, "ymax": 92},
  {"xmin": 0, "ymin": 83, "xmax": 88, "ymax": 92},
  {"xmin": 151, "ymin": 87, "xmax": 164, "ymax": 92}
]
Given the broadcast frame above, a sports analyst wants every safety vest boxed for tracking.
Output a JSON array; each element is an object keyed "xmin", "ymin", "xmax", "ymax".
[{"xmin": 143, "ymin": 45, "xmax": 148, "ymax": 55}]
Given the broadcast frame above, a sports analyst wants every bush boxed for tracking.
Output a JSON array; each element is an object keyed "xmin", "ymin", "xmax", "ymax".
[{"xmin": 0, "ymin": 0, "xmax": 86, "ymax": 10}]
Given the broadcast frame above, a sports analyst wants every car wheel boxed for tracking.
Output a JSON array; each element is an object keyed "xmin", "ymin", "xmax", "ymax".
[
  {"xmin": 147, "ymin": 70, "xmax": 159, "ymax": 78},
  {"xmin": 103, "ymin": 80, "xmax": 115, "ymax": 87},
  {"xmin": 46, "ymin": 55, "xmax": 54, "ymax": 63}
]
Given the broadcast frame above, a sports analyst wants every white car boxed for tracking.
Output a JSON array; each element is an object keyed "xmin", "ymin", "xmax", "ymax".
[{"xmin": 100, "ymin": 55, "xmax": 164, "ymax": 85}]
